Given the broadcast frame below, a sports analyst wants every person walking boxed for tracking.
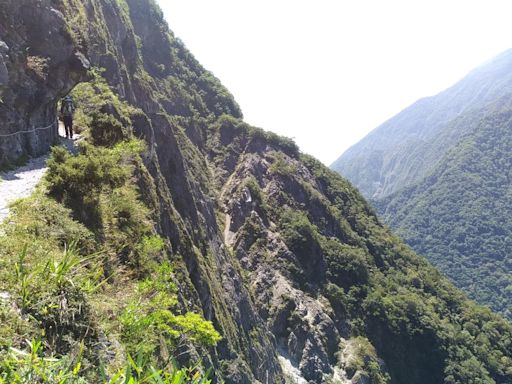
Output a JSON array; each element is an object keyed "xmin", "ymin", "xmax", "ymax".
[{"xmin": 60, "ymin": 95, "xmax": 75, "ymax": 139}]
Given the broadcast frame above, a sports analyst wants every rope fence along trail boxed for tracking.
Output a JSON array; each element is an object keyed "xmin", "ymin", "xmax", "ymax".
[
  {"xmin": 0, "ymin": 121, "xmax": 57, "ymax": 138},
  {"xmin": 0, "ymin": 121, "xmax": 58, "ymax": 224}
]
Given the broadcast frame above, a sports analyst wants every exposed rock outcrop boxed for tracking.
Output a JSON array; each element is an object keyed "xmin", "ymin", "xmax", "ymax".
[{"xmin": 0, "ymin": 0, "xmax": 89, "ymax": 163}]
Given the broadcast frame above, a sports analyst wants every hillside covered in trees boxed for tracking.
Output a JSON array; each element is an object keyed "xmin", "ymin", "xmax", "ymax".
[
  {"xmin": 332, "ymin": 50, "xmax": 512, "ymax": 321},
  {"xmin": 0, "ymin": 1, "xmax": 511, "ymax": 383},
  {"xmin": 331, "ymin": 49, "xmax": 512, "ymax": 199},
  {"xmin": 375, "ymin": 94, "xmax": 512, "ymax": 319}
]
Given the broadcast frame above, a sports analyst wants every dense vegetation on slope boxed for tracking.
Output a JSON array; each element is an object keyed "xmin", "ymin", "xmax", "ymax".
[
  {"xmin": 1, "ymin": 0, "xmax": 281, "ymax": 382},
  {"xmin": 332, "ymin": 50, "xmax": 512, "ymax": 321},
  {"xmin": 375, "ymin": 96, "xmax": 512, "ymax": 319},
  {"xmin": 205, "ymin": 115, "xmax": 512, "ymax": 383},
  {"xmin": 0, "ymin": 75, "xmax": 220, "ymax": 382},
  {"xmin": 1, "ymin": 0, "xmax": 512, "ymax": 383},
  {"xmin": 331, "ymin": 49, "xmax": 512, "ymax": 199}
]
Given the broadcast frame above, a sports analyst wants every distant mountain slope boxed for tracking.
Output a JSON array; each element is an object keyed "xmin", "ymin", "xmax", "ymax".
[
  {"xmin": 375, "ymin": 95, "xmax": 512, "ymax": 318},
  {"xmin": 331, "ymin": 49, "xmax": 512, "ymax": 199}
]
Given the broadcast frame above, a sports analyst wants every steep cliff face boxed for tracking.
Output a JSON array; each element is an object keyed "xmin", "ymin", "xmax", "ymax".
[{"xmin": 1, "ymin": 1, "xmax": 511, "ymax": 383}]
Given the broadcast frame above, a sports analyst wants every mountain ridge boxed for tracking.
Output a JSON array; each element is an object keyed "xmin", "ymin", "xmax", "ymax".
[{"xmin": 331, "ymin": 48, "xmax": 512, "ymax": 321}]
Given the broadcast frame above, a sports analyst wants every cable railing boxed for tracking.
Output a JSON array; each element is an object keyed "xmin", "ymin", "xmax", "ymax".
[{"xmin": 0, "ymin": 121, "xmax": 57, "ymax": 138}]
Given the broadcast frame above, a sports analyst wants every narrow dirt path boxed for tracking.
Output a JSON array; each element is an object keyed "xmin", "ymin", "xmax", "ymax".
[
  {"xmin": 0, "ymin": 122, "xmax": 78, "ymax": 223},
  {"xmin": 0, "ymin": 155, "xmax": 49, "ymax": 222}
]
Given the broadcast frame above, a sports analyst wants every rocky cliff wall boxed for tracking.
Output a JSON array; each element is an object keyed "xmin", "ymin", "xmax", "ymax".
[
  {"xmin": 0, "ymin": 0, "xmax": 90, "ymax": 163},
  {"xmin": 48, "ymin": 1, "xmax": 280, "ymax": 382}
]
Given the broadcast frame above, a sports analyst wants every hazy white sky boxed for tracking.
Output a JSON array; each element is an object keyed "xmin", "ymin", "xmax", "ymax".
[{"xmin": 157, "ymin": 0, "xmax": 512, "ymax": 165}]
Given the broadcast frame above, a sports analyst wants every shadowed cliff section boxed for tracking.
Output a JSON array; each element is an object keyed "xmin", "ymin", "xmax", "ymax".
[{"xmin": 0, "ymin": 1, "xmax": 511, "ymax": 383}]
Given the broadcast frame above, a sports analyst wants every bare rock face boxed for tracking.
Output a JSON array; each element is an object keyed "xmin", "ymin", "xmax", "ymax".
[
  {"xmin": 0, "ymin": 1, "xmax": 89, "ymax": 163},
  {"xmin": 0, "ymin": 42, "xmax": 8, "ymax": 85},
  {"xmin": 218, "ymin": 149, "xmax": 351, "ymax": 383}
]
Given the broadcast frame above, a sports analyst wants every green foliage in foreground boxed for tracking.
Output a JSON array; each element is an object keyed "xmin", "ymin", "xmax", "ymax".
[
  {"xmin": 0, "ymin": 339, "xmax": 212, "ymax": 384},
  {"xmin": 120, "ymin": 262, "xmax": 221, "ymax": 357},
  {"xmin": 0, "ymin": 136, "xmax": 220, "ymax": 382}
]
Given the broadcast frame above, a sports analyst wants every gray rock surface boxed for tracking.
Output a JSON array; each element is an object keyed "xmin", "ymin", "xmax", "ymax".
[
  {"xmin": 0, "ymin": 1, "xmax": 88, "ymax": 163},
  {"xmin": 0, "ymin": 54, "xmax": 7, "ymax": 85}
]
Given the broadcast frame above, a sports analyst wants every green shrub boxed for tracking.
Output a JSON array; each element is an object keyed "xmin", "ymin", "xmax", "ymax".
[
  {"xmin": 70, "ymin": 69, "xmax": 141, "ymax": 147},
  {"xmin": 45, "ymin": 140, "xmax": 156, "ymax": 274},
  {"xmin": 268, "ymin": 152, "xmax": 297, "ymax": 176},
  {"xmin": 322, "ymin": 238, "xmax": 369, "ymax": 289},
  {"xmin": 88, "ymin": 113, "xmax": 126, "ymax": 147},
  {"xmin": 120, "ymin": 262, "xmax": 221, "ymax": 358},
  {"xmin": 0, "ymin": 338, "xmax": 214, "ymax": 384},
  {"xmin": 280, "ymin": 209, "xmax": 319, "ymax": 260},
  {"xmin": 0, "ymin": 339, "xmax": 85, "ymax": 384}
]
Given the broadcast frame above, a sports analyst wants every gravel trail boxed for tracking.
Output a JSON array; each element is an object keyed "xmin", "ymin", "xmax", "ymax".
[
  {"xmin": 0, "ymin": 122, "xmax": 78, "ymax": 223},
  {"xmin": 0, "ymin": 155, "xmax": 49, "ymax": 222}
]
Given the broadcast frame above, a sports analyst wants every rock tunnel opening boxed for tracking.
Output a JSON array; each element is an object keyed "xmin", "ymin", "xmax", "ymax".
[
  {"xmin": 0, "ymin": 75, "xmax": 89, "ymax": 167},
  {"xmin": 53, "ymin": 77, "xmax": 92, "ymax": 143}
]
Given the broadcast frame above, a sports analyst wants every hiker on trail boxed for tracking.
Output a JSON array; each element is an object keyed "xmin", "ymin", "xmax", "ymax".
[{"xmin": 60, "ymin": 95, "xmax": 75, "ymax": 139}]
